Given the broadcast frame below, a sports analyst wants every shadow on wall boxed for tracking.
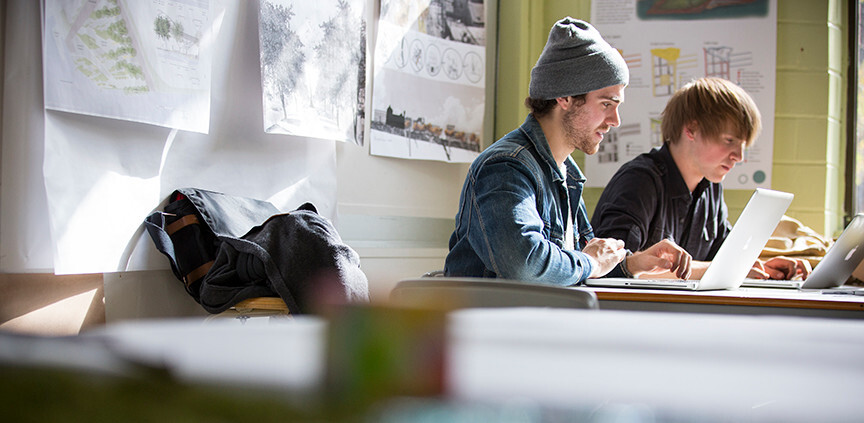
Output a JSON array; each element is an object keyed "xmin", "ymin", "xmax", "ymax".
[{"xmin": 0, "ymin": 273, "xmax": 105, "ymax": 336}]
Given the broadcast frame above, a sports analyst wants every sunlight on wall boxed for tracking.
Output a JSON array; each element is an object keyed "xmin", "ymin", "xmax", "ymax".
[{"xmin": 1, "ymin": 288, "xmax": 100, "ymax": 336}]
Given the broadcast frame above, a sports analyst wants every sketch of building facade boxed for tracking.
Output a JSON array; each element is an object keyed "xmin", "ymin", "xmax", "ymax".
[
  {"xmin": 650, "ymin": 47, "xmax": 680, "ymax": 97},
  {"xmin": 372, "ymin": 106, "xmax": 481, "ymax": 154},
  {"xmin": 704, "ymin": 46, "xmax": 733, "ymax": 79}
]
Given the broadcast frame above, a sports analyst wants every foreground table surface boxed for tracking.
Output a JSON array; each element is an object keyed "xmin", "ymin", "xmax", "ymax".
[
  {"xmin": 4, "ymin": 307, "xmax": 863, "ymax": 422},
  {"xmin": 447, "ymin": 308, "xmax": 864, "ymax": 422}
]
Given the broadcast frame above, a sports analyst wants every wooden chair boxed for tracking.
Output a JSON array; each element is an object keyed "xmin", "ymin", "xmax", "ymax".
[{"xmin": 204, "ymin": 297, "xmax": 291, "ymax": 321}]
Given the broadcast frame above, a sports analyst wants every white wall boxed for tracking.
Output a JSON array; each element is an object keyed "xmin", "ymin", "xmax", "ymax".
[{"xmin": 336, "ymin": 141, "xmax": 469, "ymax": 298}]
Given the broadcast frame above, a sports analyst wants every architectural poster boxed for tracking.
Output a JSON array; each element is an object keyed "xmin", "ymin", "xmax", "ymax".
[
  {"xmin": 370, "ymin": 0, "xmax": 485, "ymax": 163},
  {"xmin": 587, "ymin": 0, "xmax": 777, "ymax": 189},
  {"xmin": 43, "ymin": 0, "xmax": 215, "ymax": 134},
  {"xmin": 259, "ymin": 0, "xmax": 366, "ymax": 145}
]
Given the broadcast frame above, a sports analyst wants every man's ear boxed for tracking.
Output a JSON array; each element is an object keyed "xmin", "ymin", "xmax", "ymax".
[
  {"xmin": 555, "ymin": 96, "xmax": 571, "ymax": 110},
  {"xmin": 683, "ymin": 122, "xmax": 698, "ymax": 141}
]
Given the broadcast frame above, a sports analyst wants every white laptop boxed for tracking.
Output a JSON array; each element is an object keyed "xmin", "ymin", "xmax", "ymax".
[
  {"xmin": 584, "ymin": 188, "xmax": 794, "ymax": 291},
  {"xmin": 741, "ymin": 213, "xmax": 864, "ymax": 290}
]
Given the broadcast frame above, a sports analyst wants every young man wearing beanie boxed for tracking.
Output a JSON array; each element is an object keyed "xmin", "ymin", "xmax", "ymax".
[
  {"xmin": 444, "ymin": 17, "xmax": 692, "ymax": 286},
  {"xmin": 591, "ymin": 77, "xmax": 810, "ymax": 281}
]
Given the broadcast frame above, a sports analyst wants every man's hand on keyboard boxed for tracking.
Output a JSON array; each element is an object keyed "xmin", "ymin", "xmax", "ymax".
[
  {"xmin": 626, "ymin": 239, "xmax": 692, "ymax": 279},
  {"xmin": 749, "ymin": 256, "xmax": 812, "ymax": 280}
]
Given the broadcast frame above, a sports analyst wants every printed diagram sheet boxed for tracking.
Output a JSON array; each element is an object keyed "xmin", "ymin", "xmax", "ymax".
[
  {"xmin": 370, "ymin": 0, "xmax": 485, "ymax": 163},
  {"xmin": 259, "ymin": 0, "xmax": 366, "ymax": 145},
  {"xmin": 43, "ymin": 0, "xmax": 214, "ymax": 134},
  {"xmin": 587, "ymin": 0, "xmax": 776, "ymax": 189}
]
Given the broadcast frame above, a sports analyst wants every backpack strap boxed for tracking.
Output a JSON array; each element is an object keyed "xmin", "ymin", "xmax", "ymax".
[
  {"xmin": 184, "ymin": 261, "xmax": 214, "ymax": 288},
  {"xmin": 165, "ymin": 214, "xmax": 200, "ymax": 235}
]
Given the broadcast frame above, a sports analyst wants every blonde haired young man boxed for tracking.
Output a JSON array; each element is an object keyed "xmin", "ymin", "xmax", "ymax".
[{"xmin": 592, "ymin": 77, "xmax": 809, "ymax": 280}]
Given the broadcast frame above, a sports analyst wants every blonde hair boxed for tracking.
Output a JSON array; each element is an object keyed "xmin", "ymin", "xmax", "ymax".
[{"xmin": 661, "ymin": 77, "xmax": 761, "ymax": 147}]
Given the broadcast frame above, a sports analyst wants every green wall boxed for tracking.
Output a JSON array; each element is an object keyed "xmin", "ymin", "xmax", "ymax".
[{"xmin": 494, "ymin": 0, "xmax": 848, "ymax": 237}]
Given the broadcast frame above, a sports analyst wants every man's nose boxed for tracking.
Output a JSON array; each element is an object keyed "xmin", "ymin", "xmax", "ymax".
[
  {"xmin": 607, "ymin": 108, "xmax": 621, "ymax": 128},
  {"xmin": 730, "ymin": 142, "xmax": 744, "ymax": 162}
]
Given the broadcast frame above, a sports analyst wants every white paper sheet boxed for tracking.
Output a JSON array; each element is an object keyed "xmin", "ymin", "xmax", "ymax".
[
  {"xmin": 1, "ymin": 0, "xmax": 58, "ymax": 271},
  {"xmin": 369, "ymin": 0, "xmax": 485, "ymax": 163},
  {"xmin": 43, "ymin": 0, "xmax": 214, "ymax": 134},
  {"xmin": 259, "ymin": 0, "xmax": 366, "ymax": 145}
]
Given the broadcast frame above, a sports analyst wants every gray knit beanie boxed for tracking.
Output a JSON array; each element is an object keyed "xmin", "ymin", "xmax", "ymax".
[{"xmin": 529, "ymin": 17, "xmax": 629, "ymax": 100}]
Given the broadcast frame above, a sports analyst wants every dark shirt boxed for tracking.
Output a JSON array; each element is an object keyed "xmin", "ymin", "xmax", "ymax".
[{"xmin": 590, "ymin": 144, "xmax": 732, "ymax": 261}]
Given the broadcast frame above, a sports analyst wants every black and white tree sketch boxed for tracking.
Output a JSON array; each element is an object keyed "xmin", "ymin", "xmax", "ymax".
[
  {"xmin": 259, "ymin": 0, "xmax": 366, "ymax": 145},
  {"xmin": 314, "ymin": 0, "xmax": 363, "ymax": 136},
  {"xmin": 259, "ymin": 2, "xmax": 305, "ymax": 122}
]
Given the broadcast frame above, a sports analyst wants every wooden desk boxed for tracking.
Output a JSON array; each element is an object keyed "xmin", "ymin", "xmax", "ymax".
[{"xmin": 583, "ymin": 286, "xmax": 864, "ymax": 319}]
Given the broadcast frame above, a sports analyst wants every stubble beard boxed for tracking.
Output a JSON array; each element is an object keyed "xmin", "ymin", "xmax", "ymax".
[{"xmin": 562, "ymin": 105, "xmax": 605, "ymax": 155}]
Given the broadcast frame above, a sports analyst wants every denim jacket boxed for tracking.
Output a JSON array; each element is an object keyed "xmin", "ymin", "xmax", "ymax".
[{"xmin": 444, "ymin": 114, "xmax": 601, "ymax": 285}]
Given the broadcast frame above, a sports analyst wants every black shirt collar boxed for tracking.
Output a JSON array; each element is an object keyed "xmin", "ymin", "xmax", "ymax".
[{"xmin": 654, "ymin": 143, "xmax": 709, "ymax": 200}]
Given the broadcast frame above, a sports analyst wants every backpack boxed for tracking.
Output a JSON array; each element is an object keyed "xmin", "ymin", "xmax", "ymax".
[
  {"xmin": 144, "ymin": 188, "xmax": 369, "ymax": 314},
  {"xmin": 143, "ymin": 188, "xmax": 279, "ymax": 302}
]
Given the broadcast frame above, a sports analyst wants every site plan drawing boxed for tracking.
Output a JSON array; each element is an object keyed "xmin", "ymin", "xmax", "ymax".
[{"xmin": 44, "ymin": 0, "xmax": 215, "ymax": 134}]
